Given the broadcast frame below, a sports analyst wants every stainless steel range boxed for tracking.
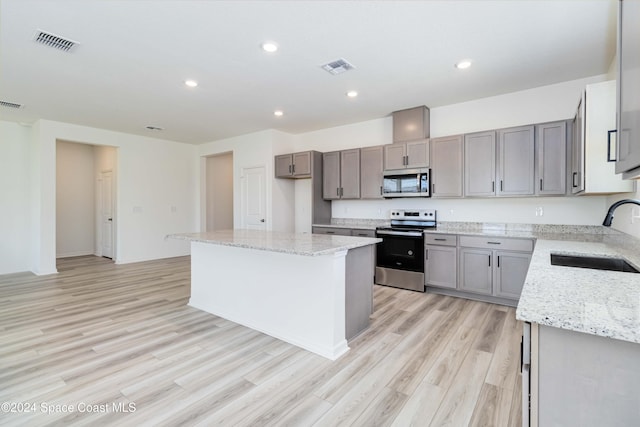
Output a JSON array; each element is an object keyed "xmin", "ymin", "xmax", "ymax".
[{"xmin": 375, "ymin": 209, "xmax": 436, "ymax": 292}]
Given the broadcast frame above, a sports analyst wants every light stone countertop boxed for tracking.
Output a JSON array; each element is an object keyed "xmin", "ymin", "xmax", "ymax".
[
  {"xmin": 167, "ymin": 230, "xmax": 381, "ymax": 257},
  {"xmin": 516, "ymin": 236, "xmax": 640, "ymax": 344}
]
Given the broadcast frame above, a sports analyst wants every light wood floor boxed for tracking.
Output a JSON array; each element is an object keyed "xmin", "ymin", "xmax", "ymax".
[{"xmin": 0, "ymin": 256, "xmax": 522, "ymax": 426}]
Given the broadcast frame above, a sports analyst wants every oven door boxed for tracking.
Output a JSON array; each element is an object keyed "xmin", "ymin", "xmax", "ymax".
[{"xmin": 375, "ymin": 230, "xmax": 424, "ymax": 272}]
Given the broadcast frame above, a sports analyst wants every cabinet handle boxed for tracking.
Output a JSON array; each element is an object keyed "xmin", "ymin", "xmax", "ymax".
[
  {"xmin": 336, "ymin": 188, "xmax": 340, "ymax": 197},
  {"xmin": 434, "ymin": 238, "xmax": 446, "ymax": 241},
  {"xmin": 497, "ymin": 255, "xmax": 500, "ymax": 268},
  {"xmin": 380, "ymin": 186, "xmax": 383, "ymax": 196},
  {"xmin": 572, "ymin": 172, "xmax": 578, "ymax": 188},
  {"xmin": 288, "ymin": 164, "xmax": 292, "ymax": 174},
  {"xmin": 488, "ymin": 255, "xmax": 491, "ymax": 267},
  {"xmin": 487, "ymin": 241, "xmax": 501, "ymax": 245},
  {"xmin": 540, "ymin": 179, "xmax": 543, "ymax": 191},
  {"xmin": 492, "ymin": 181, "xmax": 495, "ymax": 192},
  {"xmin": 607, "ymin": 130, "xmax": 617, "ymax": 162},
  {"xmin": 326, "ymin": 231, "xmax": 335, "ymax": 234},
  {"xmin": 432, "ymin": 183, "xmax": 435, "ymax": 194},
  {"xmin": 500, "ymin": 180, "xmax": 504, "ymax": 191},
  {"xmin": 292, "ymin": 164, "xmax": 295, "ymax": 174},
  {"xmin": 340, "ymin": 187, "xmax": 344, "ymax": 197},
  {"xmin": 425, "ymin": 249, "xmax": 428, "ymax": 260}
]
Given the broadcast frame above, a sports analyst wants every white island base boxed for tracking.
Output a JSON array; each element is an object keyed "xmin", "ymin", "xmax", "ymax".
[{"xmin": 188, "ymin": 239, "xmax": 375, "ymax": 360}]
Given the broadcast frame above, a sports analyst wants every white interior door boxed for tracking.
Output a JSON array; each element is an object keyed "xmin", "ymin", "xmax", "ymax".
[
  {"xmin": 101, "ymin": 171, "xmax": 114, "ymax": 258},
  {"xmin": 242, "ymin": 166, "xmax": 266, "ymax": 230}
]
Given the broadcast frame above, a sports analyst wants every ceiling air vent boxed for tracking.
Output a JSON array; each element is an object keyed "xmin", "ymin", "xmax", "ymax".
[
  {"xmin": 33, "ymin": 29, "xmax": 78, "ymax": 52},
  {"xmin": 0, "ymin": 101, "xmax": 22, "ymax": 109},
  {"xmin": 321, "ymin": 58, "xmax": 355, "ymax": 75}
]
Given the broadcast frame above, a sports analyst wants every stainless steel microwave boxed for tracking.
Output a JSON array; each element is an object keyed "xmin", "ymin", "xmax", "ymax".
[{"xmin": 382, "ymin": 168, "xmax": 430, "ymax": 198}]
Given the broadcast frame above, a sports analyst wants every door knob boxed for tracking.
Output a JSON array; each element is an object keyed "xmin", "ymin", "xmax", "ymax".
[
  {"xmin": 260, "ymin": 219, "xmax": 265, "ymax": 223},
  {"xmin": 108, "ymin": 218, "xmax": 113, "ymax": 221}
]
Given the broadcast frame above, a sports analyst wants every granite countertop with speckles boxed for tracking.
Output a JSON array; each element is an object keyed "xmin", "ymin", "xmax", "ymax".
[
  {"xmin": 516, "ymin": 235, "xmax": 640, "ymax": 344},
  {"xmin": 167, "ymin": 230, "xmax": 381, "ymax": 257}
]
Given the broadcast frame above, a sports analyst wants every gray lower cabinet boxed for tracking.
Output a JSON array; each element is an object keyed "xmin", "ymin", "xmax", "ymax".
[
  {"xmin": 360, "ymin": 146, "xmax": 384, "ymax": 199},
  {"xmin": 351, "ymin": 229, "xmax": 376, "ymax": 238},
  {"xmin": 535, "ymin": 121, "xmax": 567, "ymax": 195},
  {"xmin": 458, "ymin": 236, "xmax": 533, "ymax": 299},
  {"xmin": 494, "ymin": 251, "xmax": 532, "ymax": 299},
  {"xmin": 312, "ymin": 226, "xmax": 351, "ymax": 236},
  {"xmin": 464, "ymin": 131, "xmax": 496, "ymax": 196},
  {"xmin": 425, "ymin": 245, "xmax": 457, "ymax": 289},
  {"xmin": 498, "ymin": 125, "xmax": 535, "ymax": 196},
  {"xmin": 430, "ymin": 135, "xmax": 463, "ymax": 197},
  {"xmin": 458, "ymin": 248, "xmax": 493, "ymax": 295},
  {"xmin": 524, "ymin": 323, "xmax": 640, "ymax": 427}
]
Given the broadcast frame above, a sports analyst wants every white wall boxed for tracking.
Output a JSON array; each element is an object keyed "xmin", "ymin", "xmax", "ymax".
[
  {"xmin": 56, "ymin": 141, "xmax": 95, "ymax": 257},
  {"xmin": 293, "ymin": 75, "xmax": 613, "ymax": 226},
  {"xmin": 606, "ymin": 187, "xmax": 640, "ymax": 238},
  {"xmin": 0, "ymin": 121, "xmax": 32, "ymax": 274},
  {"xmin": 20, "ymin": 119, "xmax": 197, "ymax": 273},
  {"xmin": 198, "ymin": 129, "xmax": 295, "ymax": 233}
]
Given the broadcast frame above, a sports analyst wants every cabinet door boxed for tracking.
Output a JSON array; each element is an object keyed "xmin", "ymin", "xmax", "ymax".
[
  {"xmin": 458, "ymin": 248, "xmax": 493, "ymax": 295},
  {"xmin": 494, "ymin": 251, "xmax": 531, "ymax": 299},
  {"xmin": 571, "ymin": 96, "xmax": 585, "ymax": 193},
  {"xmin": 360, "ymin": 146, "xmax": 384, "ymax": 199},
  {"xmin": 464, "ymin": 131, "xmax": 496, "ymax": 196},
  {"xmin": 340, "ymin": 149, "xmax": 361, "ymax": 199},
  {"xmin": 322, "ymin": 151, "xmax": 341, "ymax": 200},
  {"xmin": 616, "ymin": 0, "xmax": 640, "ymax": 177},
  {"xmin": 275, "ymin": 154, "xmax": 293, "ymax": 177},
  {"xmin": 393, "ymin": 106, "xmax": 428, "ymax": 143},
  {"xmin": 384, "ymin": 144, "xmax": 407, "ymax": 170},
  {"xmin": 425, "ymin": 245, "xmax": 457, "ymax": 289},
  {"xmin": 431, "ymin": 135, "xmax": 463, "ymax": 197},
  {"xmin": 536, "ymin": 122, "xmax": 567, "ymax": 195},
  {"xmin": 292, "ymin": 152, "xmax": 311, "ymax": 177},
  {"xmin": 406, "ymin": 139, "xmax": 429, "ymax": 168},
  {"xmin": 498, "ymin": 125, "xmax": 535, "ymax": 196}
]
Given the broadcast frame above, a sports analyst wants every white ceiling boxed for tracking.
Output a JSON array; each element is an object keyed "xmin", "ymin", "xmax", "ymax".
[{"xmin": 0, "ymin": 0, "xmax": 617, "ymax": 144}]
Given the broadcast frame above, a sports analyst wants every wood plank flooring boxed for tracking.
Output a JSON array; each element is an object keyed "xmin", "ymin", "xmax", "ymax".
[{"xmin": 0, "ymin": 256, "xmax": 522, "ymax": 426}]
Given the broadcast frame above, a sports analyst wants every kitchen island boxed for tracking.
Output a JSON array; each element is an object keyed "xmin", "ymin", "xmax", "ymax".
[{"xmin": 168, "ymin": 230, "xmax": 380, "ymax": 360}]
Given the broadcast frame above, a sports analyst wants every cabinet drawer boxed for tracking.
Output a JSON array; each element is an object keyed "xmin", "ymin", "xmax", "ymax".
[
  {"xmin": 351, "ymin": 229, "xmax": 376, "ymax": 238},
  {"xmin": 459, "ymin": 235, "xmax": 533, "ymax": 252},
  {"xmin": 424, "ymin": 233, "xmax": 458, "ymax": 246},
  {"xmin": 312, "ymin": 227, "xmax": 351, "ymax": 236}
]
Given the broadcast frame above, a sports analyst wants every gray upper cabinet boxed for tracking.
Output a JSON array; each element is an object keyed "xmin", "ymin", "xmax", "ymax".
[
  {"xmin": 616, "ymin": 0, "xmax": 640, "ymax": 178},
  {"xmin": 322, "ymin": 151, "xmax": 341, "ymax": 200},
  {"xmin": 340, "ymin": 149, "xmax": 361, "ymax": 199},
  {"xmin": 360, "ymin": 145, "xmax": 384, "ymax": 199},
  {"xmin": 392, "ymin": 106, "xmax": 430, "ymax": 143},
  {"xmin": 383, "ymin": 139, "xmax": 429, "ymax": 171},
  {"xmin": 536, "ymin": 121, "xmax": 567, "ymax": 195},
  {"xmin": 430, "ymin": 135, "xmax": 463, "ymax": 198},
  {"xmin": 464, "ymin": 131, "xmax": 496, "ymax": 196},
  {"xmin": 275, "ymin": 151, "xmax": 312, "ymax": 178},
  {"xmin": 497, "ymin": 125, "xmax": 535, "ymax": 196},
  {"xmin": 322, "ymin": 149, "xmax": 360, "ymax": 200}
]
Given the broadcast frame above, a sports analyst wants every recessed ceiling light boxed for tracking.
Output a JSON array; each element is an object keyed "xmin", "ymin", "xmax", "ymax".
[
  {"xmin": 455, "ymin": 60, "xmax": 472, "ymax": 70},
  {"xmin": 346, "ymin": 90, "xmax": 358, "ymax": 98},
  {"xmin": 185, "ymin": 79, "xmax": 198, "ymax": 88},
  {"xmin": 261, "ymin": 42, "xmax": 278, "ymax": 53},
  {"xmin": 274, "ymin": 110, "xmax": 284, "ymax": 117}
]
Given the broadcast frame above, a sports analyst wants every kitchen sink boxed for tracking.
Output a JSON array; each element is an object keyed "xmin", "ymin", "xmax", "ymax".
[{"xmin": 550, "ymin": 254, "xmax": 640, "ymax": 273}]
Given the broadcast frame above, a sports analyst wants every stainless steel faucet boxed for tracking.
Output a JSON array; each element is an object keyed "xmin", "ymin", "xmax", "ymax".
[{"xmin": 602, "ymin": 199, "xmax": 640, "ymax": 226}]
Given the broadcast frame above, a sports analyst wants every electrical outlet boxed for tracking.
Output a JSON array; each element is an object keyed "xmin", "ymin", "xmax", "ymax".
[{"xmin": 535, "ymin": 207, "xmax": 544, "ymax": 217}]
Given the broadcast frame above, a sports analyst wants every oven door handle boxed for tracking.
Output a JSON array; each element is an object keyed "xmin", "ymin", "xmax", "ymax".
[{"xmin": 376, "ymin": 230, "xmax": 424, "ymax": 237}]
